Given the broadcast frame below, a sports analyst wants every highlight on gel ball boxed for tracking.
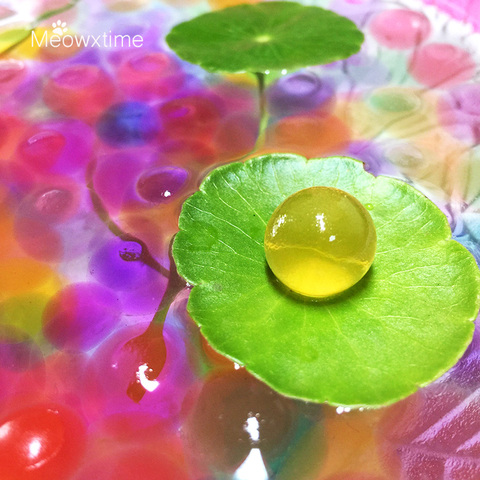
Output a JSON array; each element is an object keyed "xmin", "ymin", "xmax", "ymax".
[{"xmin": 264, "ymin": 186, "xmax": 377, "ymax": 298}]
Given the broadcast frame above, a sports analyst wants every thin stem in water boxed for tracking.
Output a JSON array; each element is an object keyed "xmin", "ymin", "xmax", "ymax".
[{"xmin": 253, "ymin": 72, "xmax": 269, "ymax": 151}]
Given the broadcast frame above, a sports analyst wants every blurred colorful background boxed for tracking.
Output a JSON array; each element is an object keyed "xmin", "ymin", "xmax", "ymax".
[{"xmin": 0, "ymin": 0, "xmax": 480, "ymax": 478}]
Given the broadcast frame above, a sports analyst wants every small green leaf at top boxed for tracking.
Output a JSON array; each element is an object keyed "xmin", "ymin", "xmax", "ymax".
[
  {"xmin": 165, "ymin": 2, "xmax": 364, "ymax": 73},
  {"xmin": 173, "ymin": 154, "xmax": 480, "ymax": 408}
]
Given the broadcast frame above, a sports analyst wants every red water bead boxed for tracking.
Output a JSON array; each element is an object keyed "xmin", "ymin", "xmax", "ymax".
[
  {"xmin": 160, "ymin": 139, "xmax": 218, "ymax": 168},
  {"xmin": 182, "ymin": 368, "xmax": 297, "ymax": 472},
  {"xmin": 409, "ymin": 43, "xmax": 475, "ymax": 88},
  {"xmin": 0, "ymin": 60, "xmax": 27, "ymax": 96},
  {"xmin": 118, "ymin": 51, "xmax": 184, "ymax": 100},
  {"xmin": 0, "ymin": 113, "xmax": 27, "ymax": 160},
  {"xmin": 17, "ymin": 129, "xmax": 66, "ymax": 172},
  {"xmin": 43, "ymin": 65, "xmax": 115, "ymax": 122},
  {"xmin": 159, "ymin": 94, "xmax": 222, "ymax": 140},
  {"xmin": 74, "ymin": 448, "xmax": 189, "ymax": 480},
  {"xmin": 0, "ymin": 403, "xmax": 86, "ymax": 480},
  {"xmin": 214, "ymin": 112, "xmax": 258, "ymax": 160},
  {"xmin": 369, "ymin": 9, "xmax": 431, "ymax": 49}
]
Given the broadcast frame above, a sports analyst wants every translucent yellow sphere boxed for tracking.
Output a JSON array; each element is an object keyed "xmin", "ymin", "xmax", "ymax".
[{"xmin": 264, "ymin": 187, "xmax": 377, "ymax": 298}]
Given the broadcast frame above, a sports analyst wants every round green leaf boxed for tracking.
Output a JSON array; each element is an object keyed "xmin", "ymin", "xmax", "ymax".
[
  {"xmin": 165, "ymin": 2, "xmax": 364, "ymax": 73},
  {"xmin": 173, "ymin": 155, "xmax": 480, "ymax": 407}
]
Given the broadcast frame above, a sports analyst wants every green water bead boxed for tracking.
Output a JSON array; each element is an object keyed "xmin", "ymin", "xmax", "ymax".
[{"xmin": 264, "ymin": 187, "xmax": 377, "ymax": 298}]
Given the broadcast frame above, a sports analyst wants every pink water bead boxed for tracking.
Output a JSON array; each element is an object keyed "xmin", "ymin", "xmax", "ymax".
[
  {"xmin": 409, "ymin": 43, "xmax": 475, "ymax": 88},
  {"xmin": 369, "ymin": 9, "xmax": 431, "ymax": 49}
]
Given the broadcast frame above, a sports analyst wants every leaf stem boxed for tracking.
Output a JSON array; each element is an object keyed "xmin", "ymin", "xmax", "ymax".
[
  {"xmin": 253, "ymin": 72, "xmax": 269, "ymax": 151},
  {"xmin": 151, "ymin": 236, "xmax": 186, "ymax": 326},
  {"xmin": 85, "ymin": 159, "xmax": 170, "ymax": 278}
]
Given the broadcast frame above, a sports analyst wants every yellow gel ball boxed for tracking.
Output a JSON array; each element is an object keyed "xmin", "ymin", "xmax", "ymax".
[{"xmin": 264, "ymin": 187, "xmax": 376, "ymax": 298}]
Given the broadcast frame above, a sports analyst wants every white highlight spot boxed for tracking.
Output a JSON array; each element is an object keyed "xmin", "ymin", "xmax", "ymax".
[
  {"xmin": 28, "ymin": 438, "xmax": 42, "ymax": 459},
  {"xmin": 136, "ymin": 363, "xmax": 159, "ymax": 392},
  {"xmin": 0, "ymin": 423, "xmax": 11, "ymax": 440},
  {"xmin": 233, "ymin": 448, "xmax": 268, "ymax": 480},
  {"xmin": 271, "ymin": 214, "xmax": 286, "ymax": 237},
  {"xmin": 281, "ymin": 69, "xmax": 287, "ymax": 75},
  {"xmin": 316, "ymin": 213, "xmax": 326, "ymax": 231},
  {"xmin": 244, "ymin": 415, "xmax": 260, "ymax": 442},
  {"xmin": 329, "ymin": 235, "xmax": 336, "ymax": 242},
  {"xmin": 164, "ymin": 190, "xmax": 171, "ymax": 198}
]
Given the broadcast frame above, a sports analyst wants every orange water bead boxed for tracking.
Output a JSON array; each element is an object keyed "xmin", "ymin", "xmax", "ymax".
[
  {"xmin": 0, "ymin": 257, "xmax": 60, "ymax": 297},
  {"xmin": 208, "ymin": 0, "xmax": 260, "ymax": 9},
  {"xmin": 316, "ymin": 408, "xmax": 388, "ymax": 479},
  {"xmin": 0, "ymin": 208, "xmax": 20, "ymax": 259},
  {"xmin": 383, "ymin": 127, "xmax": 466, "ymax": 196},
  {"xmin": 264, "ymin": 112, "xmax": 351, "ymax": 158}
]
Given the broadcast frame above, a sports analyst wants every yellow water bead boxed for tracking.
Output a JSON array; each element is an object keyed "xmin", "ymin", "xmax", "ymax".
[{"xmin": 264, "ymin": 186, "xmax": 376, "ymax": 298}]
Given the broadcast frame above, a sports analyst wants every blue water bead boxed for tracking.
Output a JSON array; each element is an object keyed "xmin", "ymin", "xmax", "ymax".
[{"xmin": 97, "ymin": 101, "xmax": 160, "ymax": 146}]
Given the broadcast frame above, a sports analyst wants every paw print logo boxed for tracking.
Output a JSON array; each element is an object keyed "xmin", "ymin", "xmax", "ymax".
[{"xmin": 52, "ymin": 20, "xmax": 68, "ymax": 35}]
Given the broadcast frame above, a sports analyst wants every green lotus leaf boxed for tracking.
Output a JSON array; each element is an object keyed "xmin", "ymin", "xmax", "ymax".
[
  {"xmin": 173, "ymin": 154, "xmax": 480, "ymax": 407},
  {"xmin": 166, "ymin": 2, "xmax": 364, "ymax": 73}
]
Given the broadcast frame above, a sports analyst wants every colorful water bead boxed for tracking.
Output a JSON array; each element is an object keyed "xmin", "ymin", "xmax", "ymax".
[
  {"xmin": 264, "ymin": 187, "xmax": 376, "ymax": 298},
  {"xmin": 369, "ymin": 9, "xmax": 431, "ymax": 49},
  {"xmin": 408, "ymin": 43, "xmax": 475, "ymax": 88},
  {"xmin": 43, "ymin": 65, "xmax": 115, "ymax": 121},
  {"xmin": 0, "ymin": 403, "xmax": 86, "ymax": 480}
]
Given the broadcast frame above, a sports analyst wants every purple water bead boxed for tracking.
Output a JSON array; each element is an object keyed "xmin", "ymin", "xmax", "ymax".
[
  {"xmin": 89, "ymin": 239, "xmax": 148, "ymax": 290},
  {"xmin": 347, "ymin": 141, "xmax": 395, "ymax": 176},
  {"xmin": 136, "ymin": 166, "xmax": 189, "ymax": 204},
  {"xmin": 42, "ymin": 282, "xmax": 121, "ymax": 351},
  {"xmin": 267, "ymin": 71, "xmax": 334, "ymax": 117}
]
